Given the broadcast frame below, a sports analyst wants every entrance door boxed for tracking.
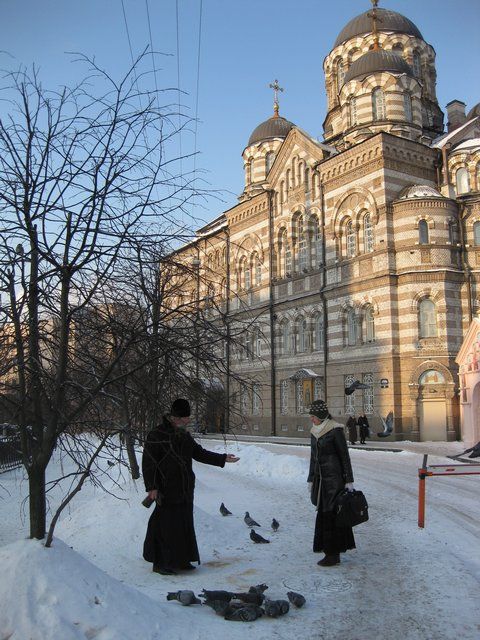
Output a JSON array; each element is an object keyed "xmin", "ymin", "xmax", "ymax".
[{"xmin": 419, "ymin": 400, "xmax": 447, "ymax": 441}]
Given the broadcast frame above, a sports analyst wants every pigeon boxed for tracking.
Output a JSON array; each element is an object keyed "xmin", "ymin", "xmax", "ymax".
[
  {"xmin": 199, "ymin": 589, "xmax": 235, "ymax": 602},
  {"xmin": 264, "ymin": 599, "xmax": 290, "ymax": 617},
  {"xmin": 286, "ymin": 591, "xmax": 306, "ymax": 608},
  {"xmin": 107, "ymin": 460, "xmax": 115, "ymax": 467},
  {"xmin": 224, "ymin": 605, "xmax": 264, "ymax": 622},
  {"xmin": 250, "ymin": 529, "xmax": 270, "ymax": 544},
  {"xmin": 166, "ymin": 590, "xmax": 201, "ymax": 606},
  {"xmin": 220, "ymin": 502, "xmax": 232, "ymax": 516},
  {"xmin": 453, "ymin": 441, "xmax": 480, "ymax": 459},
  {"xmin": 244, "ymin": 511, "xmax": 260, "ymax": 527},
  {"xmin": 345, "ymin": 380, "xmax": 372, "ymax": 396},
  {"xmin": 203, "ymin": 599, "xmax": 231, "ymax": 616},
  {"xmin": 271, "ymin": 518, "xmax": 279, "ymax": 532},
  {"xmin": 233, "ymin": 592, "xmax": 265, "ymax": 606},
  {"xmin": 377, "ymin": 411, "xmax": 394, "ymax": 438},
  {"xmin": 248, "ymin": 583, "xmax": 269, "ymax": 595}
]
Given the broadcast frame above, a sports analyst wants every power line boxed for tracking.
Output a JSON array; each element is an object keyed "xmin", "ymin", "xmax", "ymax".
[
  {"xmin": 192, "ymin": 0, "xmax": 203, "ymax": 212},
  {"xmin": 175, "ymin": 0, "xmax": 183, "ymax": 184}
]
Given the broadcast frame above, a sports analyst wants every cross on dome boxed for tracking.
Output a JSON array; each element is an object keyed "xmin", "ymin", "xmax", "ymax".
[{"xmin": 269, "ymin": 79, "xmax": 284, "ymax": 118}]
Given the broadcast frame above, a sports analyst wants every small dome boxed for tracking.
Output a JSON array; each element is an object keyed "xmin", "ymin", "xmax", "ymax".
[
  {"xmin": 466, "ymin": 102, "xmax": 480, "ymax": 121},
  {"xmin": 344, "ymin": 49, "xmax": 414, "ymax": 84},
  {"xmin": 248, "ymin": 115, "xmax": 295, "ymax": 146},
  {"xmin": 334, "ymin": 8, "xmax": 423, "ymax": 48},
  {"xmin": 400, "ymin": 184, "xmax": 444, "ymax": 199}
]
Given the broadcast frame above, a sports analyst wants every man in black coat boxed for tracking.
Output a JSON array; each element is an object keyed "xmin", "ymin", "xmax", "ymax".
[
  {"xmin": 142, "ymin": 398, "xmax": 239, "ymax": 575},
  {"xmin": 357, "ymin": 413, "xmax": 370, "ymax": 444}
]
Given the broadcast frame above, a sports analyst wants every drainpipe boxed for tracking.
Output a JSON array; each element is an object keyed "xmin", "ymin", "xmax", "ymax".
[
  {"xmin": 315, "ymin": 170, "xmax": 328, "ymax": 403},
  {"xmin": 267, "ymin": 190, "xmax": 277, "ymax": 436},
  {"xmin": 458, "ymin": 201, "xmax": 473, "ymax": 323},
  {"xmin": 225, "ymin": 228, "xmax": 231, "ymax": 433}
]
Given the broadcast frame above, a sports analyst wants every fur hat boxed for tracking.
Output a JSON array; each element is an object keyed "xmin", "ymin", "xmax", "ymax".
[
  {"xmin": 170, "ymin": 398, "xmax": 191, "ymax": 418},
  {"xmin": 308, "ymin": 399, "xmax": 329, "ymax": 420}
]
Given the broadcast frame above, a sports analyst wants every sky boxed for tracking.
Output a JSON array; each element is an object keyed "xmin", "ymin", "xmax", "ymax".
[
  {"xmin": 1, "ymin": 0, "xmax": 479, "ymax": 226},
  {"xmin": 0, "ymin": 438, "xmax": 479, "ymax": 639}
]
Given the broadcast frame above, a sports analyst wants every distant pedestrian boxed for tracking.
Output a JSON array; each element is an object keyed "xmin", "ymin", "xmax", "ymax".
[
  {"xmin": 346, "ymin": 414, "xmax": 357, "ymax": 445},
  {"xmin": 307, "ymin": 400, "xmax": 356, "ymax": 567},
  {"xmin": 142, "ymin": 398, "xmax": 239, "ymax": 575},
  {"xmin": 357, "ymin": 413, "xmax": 370, "ymax": 445}
]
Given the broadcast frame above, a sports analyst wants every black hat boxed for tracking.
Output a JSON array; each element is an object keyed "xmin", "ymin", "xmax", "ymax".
[
  {"xmin": 308, "ymin": 399, "xmax": 329, "ymax": 420},
  {"xmin": 170, "ymin": 398, "xmax": 191, "ymax": 418}
]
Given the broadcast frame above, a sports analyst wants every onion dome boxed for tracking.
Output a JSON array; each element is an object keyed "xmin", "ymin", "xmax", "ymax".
[
  {"xmin": 248, "ymin": 115, "xmax": 295, "ymax": 146},
  {"xmin": 466, "ymin": 102, "xmax": 480, "ymax": 121},
  {"xmin": 334, "ymin": 8, "xmax": 423, "ymax": 48},
  {"xmin": 400, "ymin": 184, "xmax": 444, "ymax": 199},
  {"xmin": 343, "ymin": 49, "xmax": 414, "ymax": 84}
]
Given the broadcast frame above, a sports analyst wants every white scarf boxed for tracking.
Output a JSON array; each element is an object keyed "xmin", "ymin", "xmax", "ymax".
[{"xmin": 310, "ymin": 417, "xmax": 337, "ymax": 439}]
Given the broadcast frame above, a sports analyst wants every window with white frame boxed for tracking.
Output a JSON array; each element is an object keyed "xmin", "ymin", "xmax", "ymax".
[
  {"xmin": 296, "ymin": 380, "xmax": 304, "ymax": 414},
  {"xmin": 253, "ymin": 253, "xmax": 261, "ymax": 286},
  {"xmin": 285, "ymin": 242, "xmax": 292, "ymax": 274},
  {"xmin": 348, "ymin": 97, "xmax": 358, "ymax": 127},
  {"xmin": 298, "ymin": 216, "xmax": 308, "ymax": 271},
  {"xmin": 252, "ymin": 384, "xmax": 261, "ymax": 415},
  {"xmin": 456, "ymin": 167, "xmax": 470, "ymax": 194},
  {"xmin": 280, "ymin": 380, "xmax": 289, "ymax": 415},
  {"xmin": 240, "ymin": 385, "xmax": 249, "ymax": 414},
  {"xmin": 336, "ymin": 61, "xmax": 345, "ymax": 92},
  {"xmin": 298, "ymin": 319, "xmax": 308, "ymax": 353},
  {"xmin": 372, "ymin": 88, "xmax": 386, "ymax": 121},
  {"xmin": 345, "ymin": 374, "xmax": 355, "ymax": 415},
  {"xmin": 315, "ymin": 314, "xmax": 324, "ymax": 351},
  {"xmin": 254, "ymin": 329, "xmax": 262, "ymax": 357},
  {"xmin": 418, "ymin": 219, "xmax": 429, "ymax": 244},
  {"xmin": 346, "ymin": 220, "xmax": 356, "ymax": 257},
  {"xmin": 282, "ymin": 321, "xmax": 291, "ymax": 355},
  {"xmin": 314, "ymin": 378, "xmax": 323, "ymax": 400},
  {"xmin": 365, "ymin": 305, "xmax": 375, "ymax": 342},
  {"xmin": 404, "ymin": 93, "xmax": 413, "ymax": 122},
  {"xmin": 412, "ymin": 52, "xmax": 421, "ymax": 78},
  {"xmin": 363, "ymin": 373, "xmax": 374, "ymax": 414},
  {"xmin": 347, "ymin": 308, "xmax": 357, "ymax": 346},
  {"xmin": 265, "ymin": 151, "xmax": 274, "ymax": 174},
  {"xmin": 313, "ymin": 217, "xmax": 323, "ymax": 266},
  {"xmin": 474, "ymin": 221, "xmax": 480, "ymax": 246},
  {"xmin": 419, "ymin": 299, "xmax": 438, "ymax": 338},
  {"xmin": 364, "ymin": 213, "xmax": 374, "ymax": 252},
  {"xmin": 448, "ymin": 221, "xmax": 458, "ymax": 245}
]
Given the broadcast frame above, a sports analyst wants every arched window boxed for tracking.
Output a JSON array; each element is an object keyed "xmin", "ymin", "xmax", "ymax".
[
  {"xmin": 246, "ymin": 159, "xmax": 253, "ymax": 184},
  {"xmin": 243, "ymin": 258, "xmax": 251, "ymax": 290},
  {"xmin": 412, "ymin": 52, "xmax": 421, "ymax": 78},
  {"xmin": 372, "ymin": 88, "xmax": 386, "ymax": 121},
  {"xmin": 336, "ymin": 61, "xmax": 345, "ymax": 92},
  {"xmin": 298, "ymin": 319, "xmax": 308, "ymax": 353},
  {"xmin": 456, "ymin": 167, "xmax": 470, "ymax": 194},
  {"xmin": 476, "ymin": 164, "xmax": 480, "ymax": 191},
  {"xmin": 418, "ymin": 219, "xmax": 429, "ymax": 244},
  {"xmin": 265, "ymin": 151, "xmax": 274, "ymax": 174},
  {"xmin": 404, "ymin": 93, "xmax": 413, "ymax": 122},
  {"xmin": 419, "ymin": 299, "xmax": 438, "ymax": 338},
  {"xmin": 363, "ymin": 213, "xmax": 374, "ymax": 252},
  {"xmin": 253, "ymin": 252, "xmax": 261, "ymax": 286},
  {"xmin": 348, "ymin": 97, "xmax": 358, "ymax": 127},
  {"xmin": 286, "ymin": 169, "xmax": 291, "ymax": 191},
  {"xmin": 365, "ymin": 305, "xmax": 375, "ymax": 342},
  {"xmin": 314, "ymin": 314, "xmax": 324, "ymax": 351},
  {"xmin": 392, "ymin": 43, "xmax": 404, "ymax": 56},
  {"xmin": 347, "ymin": 308, "xmax": 357, "ymax": 346},
  {"xmin": 419, "ymin": 369, "xmax": 445, "ymax": 385},
  {"xmin": 282, "ymin": 321, "xmax": 291, "ymax": 354},
  {"xmin": 313, "ymin": 217, "xmax": 323, "ymax": 266},
  {"xmin": 297, "ymin": 215, "xmax": 308, "ymax": 271},
  {"xmin": 448, "ymin": 221, "xmax": 458, "ymax": 245},
  {"xmin": 305, "ymin": 167, "xmax": 310, "ymax": 192},
  {"xmin": 280, "ymin": 229, "xmax": 292, "ymax": 276},
  {"xmin": 346, "ymin": 220, "xmax": 356, "ymax": 257},
  {"xmin": 473, "ymin": 221, "xmax": 480, "ymax": 246}
]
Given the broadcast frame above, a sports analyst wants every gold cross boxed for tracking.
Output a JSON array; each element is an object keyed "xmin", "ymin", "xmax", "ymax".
[{"xmin": 269, "ymin": 79, "xmax": 284, "ymax": 117}]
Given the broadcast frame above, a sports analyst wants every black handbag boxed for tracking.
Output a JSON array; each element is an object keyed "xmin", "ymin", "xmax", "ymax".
[{"xmin": 334, "ymin": 489, "xmax": 369, "ymax": 527}]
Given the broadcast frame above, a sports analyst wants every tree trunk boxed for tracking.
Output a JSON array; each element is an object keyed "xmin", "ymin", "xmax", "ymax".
[
  {"xmin": 28, "ymin": 463, "xmax": 46, "ymax": 539},
  {"xmin": 125, "ymin": 430, "xmax": 140, "ymax": 480}
]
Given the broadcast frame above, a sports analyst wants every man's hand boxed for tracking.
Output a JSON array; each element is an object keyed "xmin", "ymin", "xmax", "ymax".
[
  {"xmin": 225, "ymin": 454, "xmax": 240, "ymax": 463},
  {"xmin": 148, "ymin": 489, "xmax": 158, "ymax": 500}
]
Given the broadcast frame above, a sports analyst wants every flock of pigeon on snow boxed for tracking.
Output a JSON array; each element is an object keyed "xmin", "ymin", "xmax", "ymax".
[{"xmin": 166, "ymin": 506, "xmax": 306, "ymax": 622}]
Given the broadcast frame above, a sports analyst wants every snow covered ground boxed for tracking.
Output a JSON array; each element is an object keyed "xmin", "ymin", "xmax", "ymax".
[{"xmin": 0, "ymin": 438, "xmax": 479, "ymax": 640}]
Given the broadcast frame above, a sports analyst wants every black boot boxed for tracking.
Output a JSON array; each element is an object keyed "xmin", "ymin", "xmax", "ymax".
[
  {"xmin": 317, "ymin": 553, "xmax": 340, "ymax": 566},
  {"xmin": 153, "ymin": 565, "xmax": 177, "ymax": 575}
]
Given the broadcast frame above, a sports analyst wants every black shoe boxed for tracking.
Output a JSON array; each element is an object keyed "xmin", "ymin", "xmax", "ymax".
[
  {"xmin": 317, "ymin": 554, "xmax": 340, "ymax": 567},
  {"xmin": 180, "ymin": 563, "xmax": 196, "ymax": 571},
  {"xmin": 153, "ymin": 565, "xmax": 177, "ymax": 575}
]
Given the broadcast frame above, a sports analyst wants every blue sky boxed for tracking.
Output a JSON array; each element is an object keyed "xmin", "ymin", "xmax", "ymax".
[{"xmin": 1, "ymin": 0, "xmax": 479, "ymax": 225}]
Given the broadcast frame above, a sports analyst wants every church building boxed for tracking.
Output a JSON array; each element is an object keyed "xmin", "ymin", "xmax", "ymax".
[{"xmin": 178, "ymin": 1, "xmax": 480, "ymax": 441}]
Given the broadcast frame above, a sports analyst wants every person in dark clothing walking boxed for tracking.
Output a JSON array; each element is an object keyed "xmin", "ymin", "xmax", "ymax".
[
  {"xmin": 142, "ymin": 398, "xmax": 239, "ymax": 575},
  {"xmin": 346, "ymin": 414, "xmax": 357, "ymax": 445},
  {"xmin": 357, "ymin": 413, "xmax": 370, "ymax": 444},
  {"xmin": 307, "ymin": 400, "xmax": 356, "ymax": 567}
]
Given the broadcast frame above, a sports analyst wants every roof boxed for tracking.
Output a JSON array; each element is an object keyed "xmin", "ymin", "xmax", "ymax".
[
  {"xmin": 452, "ymin": 138, "xmax": 480, "ymax": 153},
  {"xmin": 432, "ymin": 116, "xmax": 480, "ymax": 149},
  {"xmin": 399, "ymin": 184, "xmax": 445, "ymax": 200},
  {"xmin": 247, "ymin": 115, "xmax": 295, "ymax": 146},
  {"xmin": 344, "ymin": 49, "xmax": 414, "ymax": 84},
  {"xmin": 334, "ymin": 8, "xmax": 423, "ymax": 48},
  {"xmin": 466, "ymin": 103, "xmax": 480, "ymax": 121}
]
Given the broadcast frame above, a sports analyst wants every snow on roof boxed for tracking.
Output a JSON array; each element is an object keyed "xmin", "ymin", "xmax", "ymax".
[
  {"xmin": 432, "ymin": 116, "xmax": 479, "ymax": 149},
  {"xmin": 451, "ymin": 137, "xmax": 480, "ymax": 152}
]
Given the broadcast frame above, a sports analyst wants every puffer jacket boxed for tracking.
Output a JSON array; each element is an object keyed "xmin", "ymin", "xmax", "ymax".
[
  {"xmin": 142, "ymin": 416, "xmax": 227, "ymax": 504},
  {"xmin": 307, "ymin": 423, "xmax": 354, "ymax": 512}
]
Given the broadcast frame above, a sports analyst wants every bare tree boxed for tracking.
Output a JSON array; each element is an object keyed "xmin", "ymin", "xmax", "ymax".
[{"xmin": 0, "ymin": 53, "xmax": 201, "ymax": 539}]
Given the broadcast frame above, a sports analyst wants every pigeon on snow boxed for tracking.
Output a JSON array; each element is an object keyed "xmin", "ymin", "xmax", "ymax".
[
  {"xmin": 453, "ymin": 440, "xmax": 480, "ymax": 459},
  {"xmin": 244, "ymin": 511, "xmax": 260, "ymax": 527},
  {"xmin": 166, "ymin": 590, "xmax": 201, "ymax": 606},
  {"xmin": 224, "ymin": 604, "xmax": 264, "ymax": 622},
  {"xmin": 286, "ymin": 591, "xmax": 306, "ymax": 608},
  {"xmin": 271, "ymin": 518, "xmax": 279, "ymax": 532},
  {"xmin": 233, "ymin": 592, "xmax": 265, "ymax": 606},
  {"xmin": 377, "ymin": 411, "xmax": 394, "ymax": 438},
  {"xmin": 199, "ymin": 589, "xmax": 235, "ymax": 602},
  {"xmin": 203, "ymin": 599, "xmax": 231, "ymax": 616},
  {"xmin": 220, "ymin": 502, "xmax": 232, "ymax": 516},
  {"xmin": 248, "ymin": 583, "xmax": 269, "ymax": 595},
  {"xmin": 250, "ymin": 529, "xmax": 270, "ymax": 544},
  {"xmin": 264, "ymin": 599, "xmax": 290, "ymax": 617},
  {"xmin": 345, "ymin": 380, "xmax": 372, "ymax": 396}
]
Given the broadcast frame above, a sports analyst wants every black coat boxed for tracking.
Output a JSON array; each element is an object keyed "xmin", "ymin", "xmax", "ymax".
[
  {"xmin": 357, "ymin": 415, "xmax": 370, "ymax": 438},
  {"xmin": 142, "ymin": 417, "xmax": 227, "ymax": 504},
  {"xmin": 308, "ymin": 424, "xmax": 354, "ymax": 512}
]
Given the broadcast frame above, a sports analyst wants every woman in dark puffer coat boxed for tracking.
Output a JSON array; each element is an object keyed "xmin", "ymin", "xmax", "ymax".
[{"xmin": 307, "ymin": 400, "xmax": 356, "ymax": 566}]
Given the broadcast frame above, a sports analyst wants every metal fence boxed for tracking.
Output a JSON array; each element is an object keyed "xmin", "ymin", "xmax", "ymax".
[{"xmin": 0, "ymin": 433, "xmax": 22, "ymax": 473}]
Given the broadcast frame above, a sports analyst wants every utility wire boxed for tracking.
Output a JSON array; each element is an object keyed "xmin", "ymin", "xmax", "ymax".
[
  {"xmin": 192, "ymin": 0, "xmax": 203, "ymax": 215},
  {"xmin": 176, "ymin": 0, "xmax": 183, "ymax": 182}
]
